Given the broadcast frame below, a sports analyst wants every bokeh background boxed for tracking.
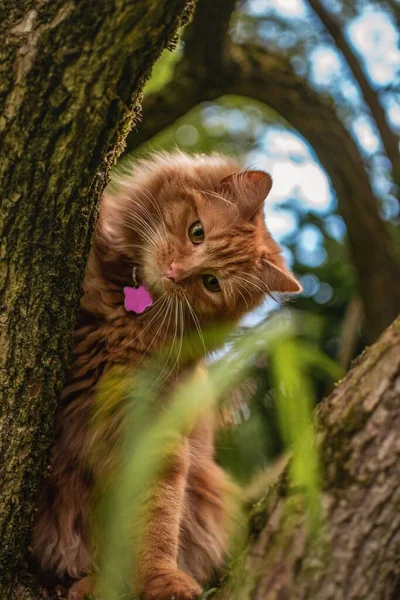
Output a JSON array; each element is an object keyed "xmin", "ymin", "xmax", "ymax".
[{"xmin": 125, "ymin": 0, "xmax": 400, "ymax": 485}]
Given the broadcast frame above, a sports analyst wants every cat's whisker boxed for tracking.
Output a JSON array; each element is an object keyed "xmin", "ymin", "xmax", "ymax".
[
  {"xmin": 122, "ymin": 200, "xmax": 161, "ymax": 238},
  {"xmin": 160, "ymin": 296, "xmax": 174, "ymax": 351},
  {"xmin": 164, "ymin": 300, "xmax": 185, "ymax": 385},
  {"xmin": 182, "ymin": 291, "xmax": 206, "ymax": 356},
  {"xmin": 130, "ymin": 296, "xmax": 172, "ymax": 373},
  {"xmin": 110, "ymin": 216, "xmax": 158, "ymax": 249},
  {"xmin": 156, "ymin": 298, "xmax": 185, "ymax": 390},
  {"xmin": 225, "ymin": 280, "xmax": 234, "ymax": 299},
  {"xmin": 123, "ymin": 213, "xmax": 158, "ymax": 244},
  {"xmin": 160, "ymin": 298, "xmax": 174, "ymax": 367},
  {"xmin": 123, "ymin": 215, "xmax": 164, "ymax": 252},
  {"xmin": 234, "ymin": 274, "xmax": 268, "ymax": 296},
  {"xmin": 106, "ymin": 242, "xmax": 137, "ymax": 253},
  {"xmin": 205, "ymin": 189, "xmax": 236, "ymax": 209},
  {"xmin": 123, "ymin": 197, "xmax": 155, "ymax": 224},
  {"xmin": 224, "ymin": 280, "xmax": 238, "ymax": 310},
  {"xmin": 233, "ymin": 272, "xmax": 264, "ymax": 292},
  {"xmin": 120, "ymin": 203, "xmax": 158, "ymax": 234},
  {"xmin": 236, "ymin": 270, "xmax": 269, "ymax": 289},
  {"xmin": 145, "ymin": 298, "xmax": 174, "ymax": 390},
  {"xmin": 168, "ymin": 298, "xmax": 183, "ymax": 371},
  {"xmin": 234, "ymin": 277, "xmax": 257, "ymax": 300},
  {"xmin": 192, "ymin": 182, "xmax": 233, "ymax": 209},
  {"xmin": 130, "ymin": 185, "xmax": 168, "ymax": 236},
  {"xmin": 234, "ymin": 272, "xmax": 279, "ymax": 302},
  {"xmin": 234, "ymin": 281, "xmax": 251, "ymax": 311},
  {"xmin": 177, "ymin": 300, "xmax": 185, "ymax": 368},
  {"xmin": 152, "ymin": 297, "xmax": 179, "ymax": 389},
  {"xmin": 119, "ymin": 295, "xmax": 168, "ymax": 351},
  {"xmin": 137, "ymin": 186, "xmax": 164, "ymax": 218},
  {"xmin": 122, "ymin": 225, "xmax": 159, "ymax": 255}
]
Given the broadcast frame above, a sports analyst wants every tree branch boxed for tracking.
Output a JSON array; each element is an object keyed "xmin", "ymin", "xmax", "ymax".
[
  {"xmin": 213, "ymin": 316, "xmax": 400, "ymax": 599},
  {"xmin": 127, "ymin": 0, "xmax": 239, "ymax": 148},
  {"xmin": 307, "ymin": 0, "xmax": 400, "ymax": 194},
  {"xmin": 338, "ymin": 295, "xmax": 364, "ymax": 368},
  {"xmin": 183, "ymin": 0, "xmax": 237, "ymax": 72}
]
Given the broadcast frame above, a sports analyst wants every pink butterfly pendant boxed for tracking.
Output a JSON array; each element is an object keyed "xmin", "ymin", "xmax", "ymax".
[{"xmin": 123, "ymin": 285, "xmax": 153, "ymax": 314}]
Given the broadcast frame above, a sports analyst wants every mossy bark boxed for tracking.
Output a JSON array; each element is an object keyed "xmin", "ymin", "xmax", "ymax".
[
  {"xmin": 212, "ymin": 316, "xmax": 400, "ymax": 599},
  {"xmin": 0, "ymin": 0, "xmax": 195, "ymax": 595}
]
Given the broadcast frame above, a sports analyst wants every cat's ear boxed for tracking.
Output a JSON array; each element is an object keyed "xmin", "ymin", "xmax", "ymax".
[
  {"xmin": 261, "ymin": 260, "xmax": 302, "ymax": 294},
  {"xmin": 219, "ymin": 170, "xmax": 272, "ymax": 219}
]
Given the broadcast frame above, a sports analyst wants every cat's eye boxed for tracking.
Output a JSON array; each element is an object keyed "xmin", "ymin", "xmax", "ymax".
[
  {"xmin": 203, "ymin": 274, "xmax": 221, "ymax": 292},
  {"xmin": 189, "ymin": 221, "xmax": 205, "ymax": 244}
]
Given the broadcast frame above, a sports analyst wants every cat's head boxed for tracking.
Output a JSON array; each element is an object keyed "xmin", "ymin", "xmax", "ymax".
[{"xmin": 97, "ymin": 152, "xmax": 301, "ymax": 324}]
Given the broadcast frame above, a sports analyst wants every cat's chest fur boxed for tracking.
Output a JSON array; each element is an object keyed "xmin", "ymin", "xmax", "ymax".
[{"xmin": 62, "ymin": 302, "xmax": 181, "ymax": 411}]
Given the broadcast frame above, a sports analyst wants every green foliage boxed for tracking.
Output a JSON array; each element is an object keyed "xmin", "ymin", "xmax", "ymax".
[
  {"xmin": 135, "ymin": 95, "xmax": 283, "ymax": 158},
  {"xmin": 143, "ymin": 44, "xmax": 183, "ymax": 96},
  {"xmin": 93, "ymin": 315, "xmax": 341, "ymax": 598}
]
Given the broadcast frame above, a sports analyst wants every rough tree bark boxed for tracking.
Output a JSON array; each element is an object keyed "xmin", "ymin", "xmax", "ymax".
[
  {"xmin": 127, "ymin": 0, "xmax": 400, "ymax": 344},
  {"xmin": 0, "ymin": 0, "xmax": 195, "ymax": 594},
  {"xmin": 211, "ymin": 316, "xmax": 400, "ymax": 600}
]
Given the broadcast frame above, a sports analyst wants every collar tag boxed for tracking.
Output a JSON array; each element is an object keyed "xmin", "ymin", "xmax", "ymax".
[{"xmin": 123, "ymin": 285, "xmax": 153, "ymax": 314}]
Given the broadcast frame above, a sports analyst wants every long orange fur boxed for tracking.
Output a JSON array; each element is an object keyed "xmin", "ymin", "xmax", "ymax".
[{"xmin": 32, "ymin": 152, "xmax": 301, "ymax": 600}]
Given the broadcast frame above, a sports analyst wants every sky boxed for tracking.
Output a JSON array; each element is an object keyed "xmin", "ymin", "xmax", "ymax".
[{"xmin": 244, "ymin": 0, "xmax": 399, "ymax": 236}]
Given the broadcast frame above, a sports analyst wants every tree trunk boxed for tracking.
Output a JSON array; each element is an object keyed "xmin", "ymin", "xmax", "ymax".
[
  {"xmin": 212, "ymin": 316, "xmax": 400, "ymax": 600},
  {"xmin": 0, "ymin": 0, "xmax": 195, "ymax": 594}
]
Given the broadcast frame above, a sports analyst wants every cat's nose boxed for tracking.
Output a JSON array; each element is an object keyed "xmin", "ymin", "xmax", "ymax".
[{"xmin": 164, "ymin": 262, "xmax": 184, "ymax": 283}]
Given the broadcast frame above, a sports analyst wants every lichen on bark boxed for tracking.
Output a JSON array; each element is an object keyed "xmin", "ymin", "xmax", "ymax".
[{"xmin": 0, "ymin": 0, "xmax": 196, "ymax": 593}]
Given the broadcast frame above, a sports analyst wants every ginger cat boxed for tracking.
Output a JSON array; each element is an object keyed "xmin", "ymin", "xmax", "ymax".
[{"xmin": 32, "ymin": 152, "xmax": 301, "ymax": 599}]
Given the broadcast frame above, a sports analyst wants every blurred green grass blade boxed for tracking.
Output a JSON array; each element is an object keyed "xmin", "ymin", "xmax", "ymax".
[
  {"xmin": 297, "ymin": 342, "xmax": 344, "ymax": 381},
  {"xmin": 270, "ymin": 337, "xmax": 321, "ymax": 527},
  {"xmin": 96, "ymin": 314, "xmax": 331, "ymax": 596}
]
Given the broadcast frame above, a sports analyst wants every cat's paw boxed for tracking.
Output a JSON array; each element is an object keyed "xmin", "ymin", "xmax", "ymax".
[
  {"xmin": 142, "ymin": 569, "xmax": 202, "ymax": 600},
  {"xmin": 68, "ymin": 576, "xmax": 96, "ymax": 600}
]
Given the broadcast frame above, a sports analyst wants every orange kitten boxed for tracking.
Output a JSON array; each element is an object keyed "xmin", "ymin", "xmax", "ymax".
[{"xmin": 32, "ymin": 152, "xmax": 301, "ymax": 599}]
